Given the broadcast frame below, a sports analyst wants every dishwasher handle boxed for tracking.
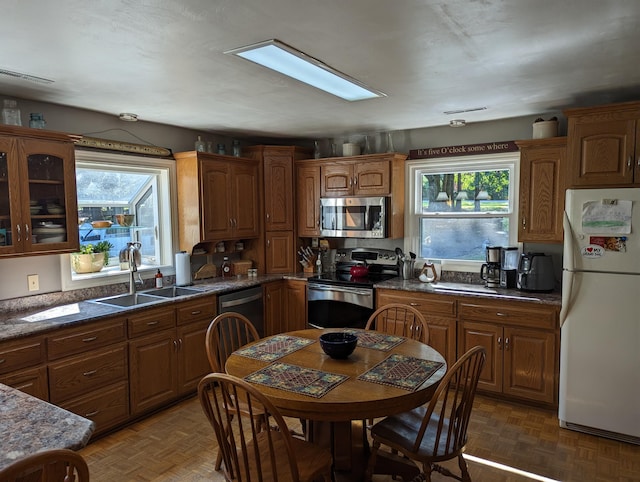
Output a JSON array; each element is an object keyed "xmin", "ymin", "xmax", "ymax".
[{"xmin": 219, "ymin": 291, "xmax": 263, "ymax": 309}]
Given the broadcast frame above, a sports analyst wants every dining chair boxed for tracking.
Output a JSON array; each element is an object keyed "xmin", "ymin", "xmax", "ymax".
[
  {"xmin": 199, "ymin": 372, "xmax": 333, "ymax": 482},
  {"xmin": 365, "ymin": 303, "xmax": 430, "ymax": 344},
  {"xmin": 0, "ymin": 448, "xmax": 90, "ymax": 481},
  {"xmin": 205, "ymin": 311, "xmax": 265, "ymax": 470},
  {"xmin": 364, "ymin": 345, "xmax": 486, "ymax": 482}
]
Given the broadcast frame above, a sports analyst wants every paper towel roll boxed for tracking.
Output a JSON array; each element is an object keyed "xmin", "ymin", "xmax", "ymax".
[{"xmin": 175, "ymin": 251, "xmax": 192, "ymax": 286}]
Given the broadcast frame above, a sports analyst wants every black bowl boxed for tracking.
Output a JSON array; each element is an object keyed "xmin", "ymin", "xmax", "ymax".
[{"xmin": 319, "ymin": 332, "xmax": 358, "ymax": 359}]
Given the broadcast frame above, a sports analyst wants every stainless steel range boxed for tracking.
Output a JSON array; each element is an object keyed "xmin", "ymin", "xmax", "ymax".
[{"xmin": 307, "ymin": 248, "xmax": 400, "ymax": 329}]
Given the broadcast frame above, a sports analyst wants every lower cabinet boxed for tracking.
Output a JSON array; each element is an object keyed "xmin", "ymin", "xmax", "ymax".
[
  {"xmin": 46, "ymin": 316, "xmax": 129, "ymax": 435},
  {"xmin": 376, "ymin": 289, "xmax": 457, "ymax": 369},
  {"xmin": 458, "ymin": 299, "xmax": 558, "ymax": 405},
  {"xmin": 264, "ymin": 280, "xmax": 307, "ymax": 335},
  {"xmin": 129, "ymin": 296, "xmax": 215, "ymax": 416},
  {"xmin": 0, "ymin": 335, "xmax": 48, "ymax": 401}
]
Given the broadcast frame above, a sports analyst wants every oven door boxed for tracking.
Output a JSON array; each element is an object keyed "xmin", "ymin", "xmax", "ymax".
[{"xmin": 307, "ymin": 283, "xmax": 374, "ymax": 329}]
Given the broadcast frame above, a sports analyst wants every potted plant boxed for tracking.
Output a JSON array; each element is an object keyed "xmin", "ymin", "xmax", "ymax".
[{"xmin": 71, "ymin": 240, "xmax": 114, "ymax": 273}]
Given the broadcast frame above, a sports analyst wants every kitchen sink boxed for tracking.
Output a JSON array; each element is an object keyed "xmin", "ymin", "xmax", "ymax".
[
  {"xmin": 90, "ymin": 293, "xmax": 166, "ymax": 308},
  {"xmin": 148, "ymin": 286, "xmax": 203, "ymax": 298}
]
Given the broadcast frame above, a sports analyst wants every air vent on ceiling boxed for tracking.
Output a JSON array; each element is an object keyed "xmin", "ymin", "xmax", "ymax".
[
  {"xmin": 0, "ymin": 68, "xmax": 54, "ymax": 84},
  {"xmin": 443, "ymin": 107, "xmax": 487, "ymax": 115}
]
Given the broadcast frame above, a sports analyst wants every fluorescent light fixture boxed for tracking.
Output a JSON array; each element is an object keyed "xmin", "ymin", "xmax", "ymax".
[{"xmin": 225, "ymin": 39, "xmax": 385, "ymax": 101}]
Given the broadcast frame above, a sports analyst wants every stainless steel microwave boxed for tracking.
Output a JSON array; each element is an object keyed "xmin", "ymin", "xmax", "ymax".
[{"xmin": 320, "ymin": 197, "xmax": 388, "ymax": 238}]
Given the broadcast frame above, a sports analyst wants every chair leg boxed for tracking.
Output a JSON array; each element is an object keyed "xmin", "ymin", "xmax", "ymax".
[
  {"xmin": 214, "ymin": 449, "xmax": 223, "ymax": 471},
  {"xmin": 364, "ymin": 440, "xmax": 381, "ymax": 482},
  {"xmin": 458, "ymin": 454, "xmax": 471, "ymax": 482}
]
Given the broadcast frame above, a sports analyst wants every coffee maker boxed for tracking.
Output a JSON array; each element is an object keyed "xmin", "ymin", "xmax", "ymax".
[
  {"xmin": 500, "ymin": 247, "xmax": 519, "ymax": 288},
  {"xmin": 480, "ymin": 246, "xmax": 501, "ymax": 288}
]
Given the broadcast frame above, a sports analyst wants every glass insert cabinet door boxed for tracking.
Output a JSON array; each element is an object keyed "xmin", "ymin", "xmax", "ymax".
[{"xmin": 0, "ymin": 133, "xmax": 79, "ymax": 256}]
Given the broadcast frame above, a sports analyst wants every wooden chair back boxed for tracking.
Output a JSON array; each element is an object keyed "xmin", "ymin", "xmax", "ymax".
[
  {"xmin": 0, "ymin": 448, "xmax": 90, "ymax": 482},
  {"xmin": 205, "ymin": 311, "xmax": 260, "ymax": 373},
  {"xmin": 199, "ymin": 373, "xmax": 330, "ymax": 481},
  {"xmin": 365, "ymin": 303, "xmax": 430, "ymax": 343},
  {"xmin": 413, "ymin": 345, "xmax": 486, "ymax": 458}
]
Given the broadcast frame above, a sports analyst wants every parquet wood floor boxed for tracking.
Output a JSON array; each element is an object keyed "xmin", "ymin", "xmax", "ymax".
[{"xmin": 79, "ymin": 394, "xmax": 640, "ymax": 481}]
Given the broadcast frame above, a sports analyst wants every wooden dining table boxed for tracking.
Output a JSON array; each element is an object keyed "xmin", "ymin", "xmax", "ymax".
[{"xmin": 225, "ymin": 328, "xmax": 446, "ymax": 478}]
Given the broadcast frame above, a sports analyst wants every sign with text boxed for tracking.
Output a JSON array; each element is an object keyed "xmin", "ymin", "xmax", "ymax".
[{"xmin": 409, "ymin": 141, "xmax": 518, "ymax": 159}]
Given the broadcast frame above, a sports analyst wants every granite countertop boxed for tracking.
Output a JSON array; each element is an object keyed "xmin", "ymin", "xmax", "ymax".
[
  {"xmin": 0, "ymin": 383, "xmax": 95, "ymax": 469},
  {"xmin": 375, "ymin": 278, "xmax": 562, "ymax": 306},
  {"xmin": 0, "ymin": 272, "xmax": 560, "ymax": 344}
]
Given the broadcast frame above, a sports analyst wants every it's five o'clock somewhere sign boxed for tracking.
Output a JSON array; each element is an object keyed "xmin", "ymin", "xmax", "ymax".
[{"xmin": 409, "ymin": 140, "xmax": 518, "ymax": 159}]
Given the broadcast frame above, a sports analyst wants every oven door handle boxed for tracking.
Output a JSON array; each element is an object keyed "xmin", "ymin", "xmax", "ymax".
[{"xmin": 308, "ymin": 284, "xmax": 372, "ymax": 297}]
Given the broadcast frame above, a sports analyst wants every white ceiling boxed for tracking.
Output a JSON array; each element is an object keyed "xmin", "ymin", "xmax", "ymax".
[{"xmin": 2, "ymin": 0, "xmax": 640, "ymax": 139}]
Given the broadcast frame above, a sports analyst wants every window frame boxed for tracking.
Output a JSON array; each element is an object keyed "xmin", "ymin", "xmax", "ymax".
[
  {"xmin": 405, "ymin": 152, "xmax": 520, "ymax": 272},
  {"xmin": 61, "ymin": 149, "xmax": 178, "ymax": 291}
]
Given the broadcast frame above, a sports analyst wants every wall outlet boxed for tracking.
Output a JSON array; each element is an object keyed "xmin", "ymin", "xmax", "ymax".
[{"xmin": 27, "ymin": 274, "xmax": 39, "ymax": 292}]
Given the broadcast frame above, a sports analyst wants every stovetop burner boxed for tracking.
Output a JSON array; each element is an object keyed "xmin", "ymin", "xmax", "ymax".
[{"xmin": 308, "ymin": 247, "xmax": 400, "ymax": 288}]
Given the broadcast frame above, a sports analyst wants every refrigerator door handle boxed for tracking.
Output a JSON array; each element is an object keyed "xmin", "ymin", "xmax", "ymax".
[
  {"xmin": 559, "ymin": 269, "xmax": 574, "ymax": 327},
  {"xmin": 563, "ymin": 211, "xmax": 574, "ymax": 272}
]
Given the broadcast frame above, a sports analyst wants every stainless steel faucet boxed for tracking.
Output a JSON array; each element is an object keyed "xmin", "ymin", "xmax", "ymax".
[{"xmin": 128, "ymin": 243, "xmax": 143, "ymax": 295}]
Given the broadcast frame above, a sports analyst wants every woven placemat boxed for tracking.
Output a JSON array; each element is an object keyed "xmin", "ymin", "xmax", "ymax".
[
  {"xmin": 344, "ymin": 329, "xmax": 405, "ymax": 351},
  {"xmin": 245, "ymin": 362, "xmax": 348, "ymax": 398},
  {"xmin": 234, "ymin": 335, "xmax": 314, "ymax": 362},
  {"xmin": 357, "ymin": 354, "xmax": 444, "ymax": 391}
]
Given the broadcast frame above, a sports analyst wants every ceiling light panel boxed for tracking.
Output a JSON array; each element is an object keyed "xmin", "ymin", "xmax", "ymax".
[{"xmin": 225, "ymin": 39, "xmax": 385, "ymax": 102}]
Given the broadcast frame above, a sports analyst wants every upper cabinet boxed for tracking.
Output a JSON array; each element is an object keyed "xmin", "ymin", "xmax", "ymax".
[
  {"xmin": 174, "ymin": 151, "xmax": 259, "ymax": 251},
  {"xmin": 295, "ymin": 152, "xmax": 406, "ymax": 239},
  {"xmin": 516, "ymin": 137, "xmax": 566, "ymax": 243},
  {"xmin": 321, "ymin": 158, "xmax": 391, "ymax": 197},
  {"xmin": 0, "ymin": 126, "xmax": 79, "ymax": 258},
  {"xmin": 565, "ymin": 101, "xmax": 640, "ymax": 187}
]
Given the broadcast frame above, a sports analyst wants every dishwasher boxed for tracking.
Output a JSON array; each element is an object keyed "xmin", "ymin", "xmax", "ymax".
[{"xmin": 217, "ymin": 286, "xmax": 264, "ymax": 337}]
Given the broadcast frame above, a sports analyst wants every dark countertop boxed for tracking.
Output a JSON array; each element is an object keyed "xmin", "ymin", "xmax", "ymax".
[
  {"xmin": 0, "ymin": 383, "xmax": 95, "ymax": 469},
  {"xmin": 375, "ymin": 278, "xmax": 562, "ymax": 306},
  {"xmin": 0, "ymin": 272, "xmax": 559, "ymax": 343}
]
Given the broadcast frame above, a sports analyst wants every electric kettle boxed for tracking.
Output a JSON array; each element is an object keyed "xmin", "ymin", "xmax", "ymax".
[{"xmin": 516, "ymin": 253, "xmax": 555, "ymax": 292}]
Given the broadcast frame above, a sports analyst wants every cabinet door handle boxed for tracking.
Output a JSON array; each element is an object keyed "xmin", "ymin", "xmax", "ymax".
[
  {"xmin": 522, "ymin": 216, "xmax": 526, "ymax": 229},
  {"xmin": 496, "ymin": 312, "xmax": 508, "ymax": 317},
  {"xmin": 637, "ymin": 156, "xmax": 640, "ymax": 167},
  {"xmin": 85, "ymin": 410, "xmax": 99, "ymax": 417},
  {"xmin": 190, "ymin": 310, "xmax": 201, "ymax": 316},
  {"xmin": 267, "ymin": 239, "xmax": 270, "ymax": 248},
  {"xmin": 24, "ymin": 224, "xmax": 29, "ymax": 241},
  {"xmin": 173, "ymin": 340, "xmax": 178, "ymax": 350},
  {"xmin": 83, "ymin": 370, "xmax": 98, "ymax": 377},
  {"xmin": 354, "ymin": 176, "xmax": 358, "ymax": 185},
  {"xmin": 628, "ymin": 155, "xmax": 632, "ymax": 169},
  {"xmin": 409, "ymin": 302, "xmax": 419, "ymax": 307},
  {"xmin": 0, "ymin": 358, "xmax": 5, "ymax": 365},
  {"xmin": 349, "ymin": 177, "xmax": 353, "ymax": 187},
  {"xmin": 497, "ymin": 336, "xmax": 502, "ymax": 350},
  {"xmin": 505, "ymin": 337, "xmax": 510, "ymax": 350},
  {"xmin": 82, "ymin": 336, "xmax": 98, "ymax": 343},
  {"xmin": 16, "ymin": 224, "xmax": 21, "ymax": 242},
  {"xmin": 266, "ymin": 213, "xmax": 270, "ymax": 220},
  {"xmin": 146, "ymin": 321, "xmax": 159, "ymax": 326}
]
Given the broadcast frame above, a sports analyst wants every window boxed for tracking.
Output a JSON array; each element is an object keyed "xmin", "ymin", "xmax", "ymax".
[
  {"xmin": 406, "ymin": 153, "xmax": 519, "ymax": 270},
  {"xmin": 61, "ymin": 150, "xmax": 177, "ymax": 290}
]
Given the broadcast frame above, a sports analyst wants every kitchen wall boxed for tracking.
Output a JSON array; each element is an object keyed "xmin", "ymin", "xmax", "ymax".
[{"xmin": 0, "ymin": 95, "xmax": 564, "ymax": 301}]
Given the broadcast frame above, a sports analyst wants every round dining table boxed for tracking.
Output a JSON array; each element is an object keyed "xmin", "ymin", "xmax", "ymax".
[{"xmin": 225, "ymin": 328, "xmax": 446, "ymax": 478}]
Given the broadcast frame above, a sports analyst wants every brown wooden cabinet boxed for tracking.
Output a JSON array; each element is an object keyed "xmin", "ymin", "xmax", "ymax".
[
  {"xmin": 244, "ymin": 145, "xmax": 311, "ymax": 274},
  {"xmin": 321, "ymin": 159, "xmax": 391, "ymax": 197},
  {"xmin": 458, "ymin": 299, "xmax": 558, "ymax": 405},
  {"xmin": 128, "ymin": 296, "xmax": 215, "ymax": 416},
  {"xmin": 0, "ymin": 335, "xmax": 48, "ymax": 400},
  {"xmin": 295, "ymin": 164, "xmax": 321, "ymax": 237},
  {"xmin": 264, "ymin": 279, "xmax": 307, "ymax": 335},
  {"xmin": 0, "ymin": 126, "xmax": 79, "ymax": 258},
  {"xmin": 295, "ymin": 153, "xmax": 406, "ymax": 238},
  {"xmin": 46, "ymin": 316, "xmax": 129, "ymax": 434},
  {"xmin": 174, "ymin": 151, "xmax": 259, "ymax": 251},
  {"xmin": 565, "ymin": 101, "xmax": 640, "ymax": 187},
  {"xmin": 376, "ymin": 289, "xmax": 457, "ymax": 369},
  {"xmin": 516, "ymin": 137, "xmax": 567, "ymax": 243}
]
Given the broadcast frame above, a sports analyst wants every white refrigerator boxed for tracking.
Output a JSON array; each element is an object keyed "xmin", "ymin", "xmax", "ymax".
[{"xmin": 559, "ymin": 187, "xmax": 640, "ymax": 444}]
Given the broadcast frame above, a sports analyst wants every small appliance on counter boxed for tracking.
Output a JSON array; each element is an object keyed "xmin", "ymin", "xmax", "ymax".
[
  {"xmin": 480, "ymin": 246, "xmax": 501, "ymax": 288},
  {"xmin": 516, "ymin": 252, "xmax": 555, "ymax": 292},
  {"xmin": 500, "ymin": 246, "xmax": 519, "ymax": 288}
]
